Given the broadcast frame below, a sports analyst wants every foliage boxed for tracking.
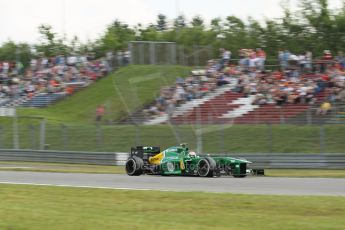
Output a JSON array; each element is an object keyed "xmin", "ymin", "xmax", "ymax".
[
  {"xmin": 174, "ymin": 14, "xmax": 187, "ymax": 29},
  {"xmin": 2, "ymin": 0, "xmax": 345, "ymax": 63},
  {"xmin": 35, "ymin": 24, "xmax": 69, "ymax": 57},
  {"xmin": 156, "ymin": 14, "xmax": 168, "ymax": 31},
  {"xmin": 0, "ymin": 41, "xmax": 32, "ymax": 66},
  {"xmin": 191, "ymin": 15, "xmax": 204, "ymax": 28},
  {"xmin": 94, "ymin": 20, "xmax": 136, "ymax": 56}
]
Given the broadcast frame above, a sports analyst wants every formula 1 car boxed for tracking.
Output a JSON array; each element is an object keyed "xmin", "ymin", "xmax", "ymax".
[{"xmin": 125, "ymin": 144, "xmax": 264, "ymax": 177}]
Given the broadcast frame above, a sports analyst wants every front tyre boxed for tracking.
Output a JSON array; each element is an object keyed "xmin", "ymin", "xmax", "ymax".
[
  {"xmin": 125, "ymin": 156, "xmax": 144, "ymax": 176},
  {"xmin": 197, "ymin": 157, "xmax": 216, "ymax": 177}
]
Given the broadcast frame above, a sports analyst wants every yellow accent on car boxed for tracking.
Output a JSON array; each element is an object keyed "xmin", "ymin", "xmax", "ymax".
[
  {"xmin": 149, "ymin": 152, "xmax": 164, "ymax": 165},
  {"xmin": 180, "ymin": 160, "xmax": 185, "ymax": 170}
]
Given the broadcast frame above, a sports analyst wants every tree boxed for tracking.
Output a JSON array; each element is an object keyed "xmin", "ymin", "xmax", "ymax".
[
  {"xmin": 36, "ymin": 24, "xmax": 57, "ymax": 56},
  {"xmin": 246, "ymin": 17, "xmax": 265, "ymax": 50},
  {"xmin": 0, "ymin": 41, "xmax": 32, "ymax": 66},
  {"xmin": 222, "ymin": 16, "xmax": 247, "ymax": 52},
  {"xmin": 300, "ymin": 0, "xmax": 336, "ymax": 53},
  {"xmin": 36, "ymin": 24, "xmax": 69, "ymax": 56},
  {"xmin": 210, "ymin": 17, "xmax": 223, "ymax": 33},
  {"xmin": 191, "ymin": 15, "xmax": 204, "ymax": 28},
  {"xmin": 156, "ymin": 14, "xmax": 168, "ymax": 31},
  {"xmin": 96, "ymin": 20, "xmax": 136, "ymax": 56},
  {"xmin": 174, "ymin": 15, "xmax": 186, "ymax": 29},
  {"xmin": 226, "ymin": 16, "xmax": 245, "ymax": 33},
  {"xmin": 141, "ymin": 24, "xmax": 160, "ymax": 41}
]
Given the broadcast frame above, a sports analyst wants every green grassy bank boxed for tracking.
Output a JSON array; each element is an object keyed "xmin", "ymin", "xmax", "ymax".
[{"xmin": 0, "ymin": 184, "xmax": 344, "ymax": 230}]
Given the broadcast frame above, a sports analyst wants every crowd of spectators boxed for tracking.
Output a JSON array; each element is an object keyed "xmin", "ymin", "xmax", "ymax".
[
  {"xmin": 145, "ymin": 70, "xmax": 219, "ymax": 117},
  {"xmin": 147, "ymin": 48, "xmax": 345, "ymax": 118},
  {"xmin": 0, "ymin": 54, "xmax": 113, "ymax": 104}
]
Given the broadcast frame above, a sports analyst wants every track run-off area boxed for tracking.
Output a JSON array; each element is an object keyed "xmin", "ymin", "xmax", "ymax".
[{"xmin": 0, "ymin": 171, "xmax": 344, "ymax": 196}]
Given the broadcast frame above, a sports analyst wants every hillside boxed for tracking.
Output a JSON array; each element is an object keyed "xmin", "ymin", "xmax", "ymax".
[{"xmin": 16, "ymin": 65, "xmax": 192, "ymax": 124}]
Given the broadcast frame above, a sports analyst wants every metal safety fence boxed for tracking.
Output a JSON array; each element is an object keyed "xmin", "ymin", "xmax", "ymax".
[
  {"xmin": 0, "ymin": 149, "xmax": 344, "ymax": 169},
  {"xmin": 0, "ymin": 120, "xmax": 345, "ymax": 154},
  {"xmin": 129, "ymin": 41, "xmax": 220, "ymax": 67}
]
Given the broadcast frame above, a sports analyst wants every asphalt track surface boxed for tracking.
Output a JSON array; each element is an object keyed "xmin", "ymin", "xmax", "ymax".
[{"xmin": 0, "ymin": 171, "xmax": 344, "ymax": 196}]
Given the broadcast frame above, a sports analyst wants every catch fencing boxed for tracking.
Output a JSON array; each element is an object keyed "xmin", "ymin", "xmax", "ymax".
[
  {"xmin": 129, "ymin": 41, "xmax": 215, "ymax": 66},
  {"xmin": 128, "ymin": 41, "xmax": 286, "ymax": 68},
  {"xmin": 0, "ymin": 119, "xmax": 345, "ymax": 154},
  {"xmin": 0, "ymin": 149, "xmax": 344, "ymax": 169}
]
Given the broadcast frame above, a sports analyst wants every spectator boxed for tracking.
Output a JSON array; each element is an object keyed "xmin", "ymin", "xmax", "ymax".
[
  {"xmin": 305, "ymin": 51, "xmax": 313, "ymax": 72},
  {"xmin": 256, "ymin": 48, "xmax": 266, "ymax": 70},
  {"xmin": 95, "ymin": 105, "xmax": 105, "ymax": 122},
  {"xmin": 317, "ymin": 100, "xmax": 331, "ymax": 116},
  {"xmin": 219, "ymin": 48, "xmax": 231, "ymax": 70}
]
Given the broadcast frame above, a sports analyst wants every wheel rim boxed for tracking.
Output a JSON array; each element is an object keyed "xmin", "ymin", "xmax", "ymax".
[
  {"xmin": 126, "ymin": 158, "xmax": 136, "ymax": 175},
  {"xmin": 198, "ymin": 159, "xmax": 210, "ymax": 177}
]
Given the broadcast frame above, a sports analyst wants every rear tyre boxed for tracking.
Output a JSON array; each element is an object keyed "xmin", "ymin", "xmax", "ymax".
[
  {"xmin": 197, "ymin": 157, "xmax": 216, "ymax": 177},
  {"xmin": 125, "ymin": 156, "xmax": 144, "ymax": 176}
]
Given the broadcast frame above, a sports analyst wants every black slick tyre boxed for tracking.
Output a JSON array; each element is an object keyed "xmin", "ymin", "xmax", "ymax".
[
  {"xmin": 197, "ymin": 157, "xmax": 216, "ymax": 177},
  {"xmin": 125, "ymin": 156, "xmax": 144, "ymax": 176}
]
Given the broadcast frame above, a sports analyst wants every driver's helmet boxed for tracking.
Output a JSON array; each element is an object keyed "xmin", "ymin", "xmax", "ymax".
[{"xmin": 189, "ymin": 151, "xmax": 197, "ymax": 157}]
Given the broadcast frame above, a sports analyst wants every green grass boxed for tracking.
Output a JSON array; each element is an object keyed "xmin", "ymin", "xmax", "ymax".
[
  {"xmin": 0, "ymin": 161, "xmax": 124, "ymax": 174},
  {"xmin": 265, "ymin": 169, "xmax": 345, "ymax": 178},
  {"xmin": 14, "ymin": 65, "xmax": 192, "ymax": 124},
  {"xmin": 1, "ymin": 162, "xmax": 345, "ymax": 178},
  {"xmin": 0, "ymin": 184, "xmax": 344, "ymax": 230}
]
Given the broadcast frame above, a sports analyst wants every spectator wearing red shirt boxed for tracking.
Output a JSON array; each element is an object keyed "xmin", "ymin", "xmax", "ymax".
[
  {"xmin": 322, "ymin": 50, "xmax": 333, "ymax": 61},
  {"xmin": 95, "ymin": 105, "xmax": 105, "ymax": 122}
]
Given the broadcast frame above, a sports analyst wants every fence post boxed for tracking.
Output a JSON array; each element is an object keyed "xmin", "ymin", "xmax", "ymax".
[
  {"xmin": 149, "ymin": 42, "xmax": 155, "ymax": 65},
  {"xmin": 29, "ymin": 125, "xmax": 36, "ymax": 149},
  {"xmin": 13, "ymin": 115, "xmax": 19, "ymax": 149},
  {"xmin": 135, "ymin": 124, "xmax": 141, "ymax": 146},
  {"xmin": 61, "ymin": 124, "xmax": 69, "ymax": 150},
  {"xmin": 279, "ymin": 107, "xmax": 285, "ymax": 124},
  {"xmin": 128, "ymin": 42, "xmax": 134, "ymax": 64},
  {"xmin": 0, "ymin": 125, "xmax": 3, "ymax": 149},
  {"xmin": 139, "ymin": 43, "xmax": 144, "ymax": 64},
  {"xmin": 39, "ymin": 119, "xmax": 46, "ymax": 150},
  {"xmin": 218, "ymin": 125, "xmax": 225, "ymax": 154},
  {"xmin": 180, "ymin": 45, "xmax": 186, "ymax": 66},
  {"xmin": 319, "ymin": 124, "xmax": 326, "ymax": 153},
  {"xmin": 171, "ymin": 43, "xmax": 176, "ymax": 65},
  {"xmin": 193, "ymin": 45, "xmax": 198, "ymax": 67},
  {"xmin": 266, "ymin": 122, "xmax": 273, "ymax": 153},
  {"xmin": 96, "ymin": 124, "xmax": 103, "ymax": 150},
  {"xmin": 306, "ymin": 108, "xmax": 312, "ymax": 125},
  {"xmin": 207, "ymin": 45, "xmax": 212, "ymax": 62}
]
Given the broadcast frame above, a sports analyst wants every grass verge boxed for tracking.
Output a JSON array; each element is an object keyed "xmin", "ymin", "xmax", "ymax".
[
  {"xmin": 265, "ymin": 169, "xmax": 345, "ymax": 178},
  {"xmin": 0, "ymin": 161, "xmax": 345, "ymax": 178},
  {"xmin": 0, "ymin": 184, "xmax": 344, "ymax": 230},
  {"xmin": 0, "ymin": 161, "xmax": 124, "ymax": 174}
]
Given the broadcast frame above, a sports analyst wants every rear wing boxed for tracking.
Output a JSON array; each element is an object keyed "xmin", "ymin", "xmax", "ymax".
[{"xmin": 130, "ymin": 146, "xmax": 161, "ymax": 160}]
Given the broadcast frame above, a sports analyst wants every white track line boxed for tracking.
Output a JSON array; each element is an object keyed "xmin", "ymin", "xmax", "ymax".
[{"xmin": 0, "ymin": 181, "xmax": 173, "ymax": 192}]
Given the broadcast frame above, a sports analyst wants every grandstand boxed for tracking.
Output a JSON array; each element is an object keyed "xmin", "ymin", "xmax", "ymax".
[
  {"xmin": 140, "ymin": 53, "xmax": 344, "ymax": 125},
  {"xmin": 143, "ymin": 87, "xmax": 329, "ymax": 125},
  {"xmin": 1, "ymin": 47, "xmax": 345, "ymax": 127}
]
